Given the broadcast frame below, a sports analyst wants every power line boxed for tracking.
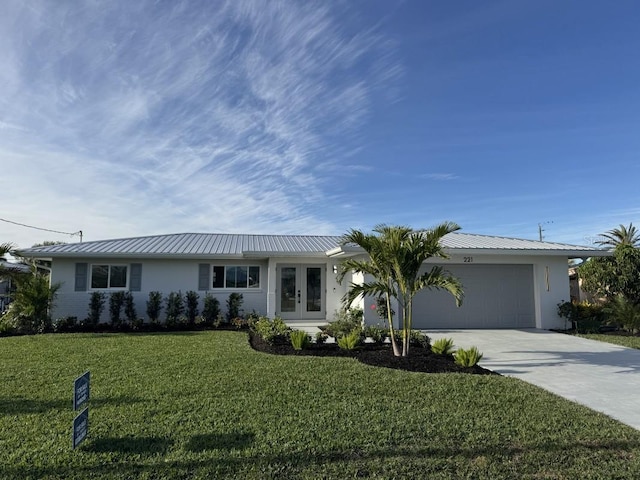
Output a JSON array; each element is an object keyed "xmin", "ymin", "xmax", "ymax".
[{"xmin": 0, "ymin": 217, "xmax": 83, "ymax": 242}]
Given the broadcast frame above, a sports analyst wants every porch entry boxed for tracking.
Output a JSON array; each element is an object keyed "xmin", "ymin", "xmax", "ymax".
[{"xmin": 276, "ymin": 264, "xmax": 325, "ymax": 320}]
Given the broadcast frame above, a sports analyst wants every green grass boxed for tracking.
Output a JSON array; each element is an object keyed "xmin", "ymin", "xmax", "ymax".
[
  {"xmin": 1, "ymin": 331, "xmax": 640, "ymax": 479},
  {"xmin": 578, "ymin": 333, "xmax": 640, "ymax": 350}
]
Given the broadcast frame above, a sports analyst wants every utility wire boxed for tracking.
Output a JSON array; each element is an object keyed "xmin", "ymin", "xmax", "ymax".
[{"xmin": 0, "ymin": 217, "xmax": 82, "ymax": 241}]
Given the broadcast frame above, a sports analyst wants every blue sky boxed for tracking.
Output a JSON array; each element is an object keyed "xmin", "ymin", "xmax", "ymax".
[{"xmin": 2, "ymin": 0, "xmax": 639, "ymax": 248}]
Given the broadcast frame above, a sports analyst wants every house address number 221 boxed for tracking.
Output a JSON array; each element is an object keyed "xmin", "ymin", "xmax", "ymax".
[{"xmin": 463, "ymin": 256, "xmax": 473, "ymax": 263}]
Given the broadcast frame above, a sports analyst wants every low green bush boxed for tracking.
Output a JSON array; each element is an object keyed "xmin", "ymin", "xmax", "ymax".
[
  {"xmin": 146, "ymin": 291, "xmax": 163, "ymax": 324},
  {"xmin": 290, "ymin": 330, "xmax": 311, "ymax": 350},
  {"xmin": 363, "ymin": 324, "xmax": 387, "ymax": 344},
  {"xmin": 202, "ymin": 294, "xmax": 220, "ymax": 326},
  {"xmin": 52, "ymin": 316, "xmax": 78, "ymax": 333},
  {"xmin": 431, "ymin": 337, "xmax": 456, "ymax": 355},
  {"xmin": 226, "ymin": 293, "xmax": 244, "ymax": 322},
  {"xmin": 185, "ymin": 290, "xmax": 199, "ymax": 325},
  {"xmin": 454, "ymin": 346, "xmax": 484, "ymax": 367},
  {"xmin": 165, "ymin": 291, "xmax": 185, "ymax": 325},
  {"xmin": 337, "ymin": 330, "xmax": 361, "ymax": 350},
  {"xmin": 109, "ymin": 291, "xmax": 125, "ymax": 328},
  {"xmin": 322, "ymin": 307, "xmax": 363, "ymax": 338},
  {"xmin": 86, "ymin": 291, "xmax": 105, "ymax": 327},
  {"xmin": 251, "ymin": 316, "xmax": 291, "ymax": 344},
  {"xmin": 231, "ymin": 317, "xmax": 248, "ymax": 330},
  {"xmin": 557, "ymin": 300, "xmax": 605, "ymax": 333},
  {"xmin": 124, "ymin": 292, "xmax": 137, "ymax": 325},
  {"xmin": 409, "ymin": 330, "xmax": 430, "ymax": 349},
  {"xmin": 315, "ymin": 331, "xmax": 329, "ymax": 344}
]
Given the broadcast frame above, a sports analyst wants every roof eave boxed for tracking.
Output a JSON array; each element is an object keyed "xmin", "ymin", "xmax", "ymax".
[{"xmin": 443, "ymin": 248, "xmax": 612, "ymax": 257}]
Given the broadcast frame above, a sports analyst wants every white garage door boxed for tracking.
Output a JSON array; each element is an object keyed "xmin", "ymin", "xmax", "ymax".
[{"xmin": 412, "ymin": 264, "xmax": 535, "ymax": 329}]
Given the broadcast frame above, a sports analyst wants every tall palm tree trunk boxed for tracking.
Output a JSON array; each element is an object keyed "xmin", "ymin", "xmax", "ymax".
[{"xmin": 385, "ymin": 289, "xmax": 401, "ymax": 357}]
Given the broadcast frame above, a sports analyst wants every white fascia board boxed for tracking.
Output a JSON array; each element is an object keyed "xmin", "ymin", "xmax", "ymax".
[
  {"xmin": 242, "ymin": 251, "xmax": 328, "ymax": 258},
  {"xmin": 443, "ymin": 248, "xmax": 612, "ymax": 257},
  {"xmin": 19, "ymin": 252, "xmax": 247, "ymax": 260},
  {"xmin": 325, "ymin": 245, "xmax": 363, "ymax": 257}
]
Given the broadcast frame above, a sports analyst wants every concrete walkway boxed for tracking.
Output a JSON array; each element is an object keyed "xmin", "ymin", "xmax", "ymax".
[{"xmin": 426, "ymin": 329, "xmax": 640, "ymax": 430}]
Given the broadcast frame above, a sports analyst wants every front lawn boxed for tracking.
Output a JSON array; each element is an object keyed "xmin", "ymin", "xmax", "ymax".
[
  {"xmin": 578, "ymin": 333, "xmax": 640, "ymax": 350},
  {"xmin": 1, "ymin": 331, "xmax": 640, "ymax": 479}
]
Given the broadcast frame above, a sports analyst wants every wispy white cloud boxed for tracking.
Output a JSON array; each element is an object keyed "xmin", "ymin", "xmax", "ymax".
[
  {"xmin": 0, "ymin": 0, "xmax": 401, "ymax": 247},
  {"xmin": 421, "ymin": 173, "xmax": 459, "ymax": 181}
]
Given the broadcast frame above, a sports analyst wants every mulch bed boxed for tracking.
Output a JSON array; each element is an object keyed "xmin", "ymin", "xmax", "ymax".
[{"xmin": 248, "ymin": 331, "xmax": 497, "ymax": 375}]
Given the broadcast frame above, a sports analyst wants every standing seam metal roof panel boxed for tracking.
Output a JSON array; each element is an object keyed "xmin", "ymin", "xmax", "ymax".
[{"xmin": 16, "ymin": 232, "xmax": 603, "ymax": 257}]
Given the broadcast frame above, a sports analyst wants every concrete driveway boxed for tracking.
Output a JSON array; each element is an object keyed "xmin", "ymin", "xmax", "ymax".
[{"xmin": 426, "ymin": 329, "xmax": 640, "ymax": 430}]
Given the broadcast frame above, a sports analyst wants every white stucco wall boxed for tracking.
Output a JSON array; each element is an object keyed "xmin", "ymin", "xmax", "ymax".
[
  {"xmin": 50, "ymin": 258, "xmax": 268, "ymax": 322},
  {"xmin": 49, "ymin": 252, "xmax": 569, "ymax": 329},
  {"xmin": 51, "ymin": 257, "xmax": 351, "ymax": 324}
]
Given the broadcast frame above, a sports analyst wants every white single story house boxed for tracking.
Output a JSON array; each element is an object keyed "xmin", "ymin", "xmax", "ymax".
[{"xmin": 17, "ymin": 232, "xmax": 609, "ymax": 330}]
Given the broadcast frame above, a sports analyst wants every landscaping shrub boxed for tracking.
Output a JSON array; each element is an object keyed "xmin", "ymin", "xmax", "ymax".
[
  {"xmin": 3, "ymin": 272, "xmax": 60, "ymax": 334},
  {"xmin": 84, "ymin": 291, "xmax": 104, "ymax": 327},
  {"xmin": 109, "ymin": 291, "xmax": 125, "ymax": 328},
  {"xmin": 431, "ymin": 338, "xmax": 456, "ymax": 355},
  {"xmin": 226, "ymin": 293, "xmax": 244, "ymax": 322},
  {"xmin": 52, "ymin": 316, "xmax": 78, "ymax": 333},
  {"xmin": 409, "ymin": 330, "xmax": 430, "ymax": 349},
  {"xmin": 185, "ymin": 290, "xmax": 199, "ymax": 325},
  {"xmin": 231, "ymin": 317, "xmax": 248, "ymax": 330},
  {"xmin": 202, "ymin": 294, "xmax": 220, "ymax": 326},
  {"xmin": 315, "ymin": 331, "xmax": 329, "ymax": 344},
  {"xmin": 454, "ymin": 346, "xmax": 484, "ymax": 367},
  {"xmin": 0, "ymin": 317, "xmax": 14, "ymax": 335},
  {"xmin": 322, "ymin": 307, "xmax": 363, "ymax": 339},
  {"xmin": 557, "ymin": 300, "xmax": 605, "ymax": 333},
  {"xmin": 374, "ymin": 295, "xmax": 395, "ymax": 323},
  {"xmin": 363, "ymin": 324, "xmax": 386, "ymax": 344},
  {"xmin": 165, "ymin": 291, "xmax": 184, "ymax": 325},
  {"xmin": 604, "ymin": 296, "xmax": 640, "ymax": 333},
  {"xmin": 146, "ymin": 291, "xmax": 163, "ymax": 324},
  {"xmin": 290, "ymin": 329, "xmax": 311, "ymax": 350},
  {"xmin": 251, "ymin": 316, "xmax": 291, "ymax": 344},
  {"xmin": 337, "ymin": 330, "xmax": 361, "ymax": 350},
  {"xmin": 123, "ymin": 292, "xmax": 137, "ymax": 325}
]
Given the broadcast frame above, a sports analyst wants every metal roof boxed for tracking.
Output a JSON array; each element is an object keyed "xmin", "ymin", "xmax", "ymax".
[
  {"xmin": 17, "ymin": 231, "xmax": 608, "ymax": 259},
  {"xmin": 440, "ymin": 232, "xmax": 603, "ymax": 252},
  {"xmin": 18, "ymin": 233, "xmax": 344, "ymax": 258}
]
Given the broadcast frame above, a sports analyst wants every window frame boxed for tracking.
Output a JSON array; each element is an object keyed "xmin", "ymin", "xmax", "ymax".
[
  {"xmin": 90, "ymin": 264, "xmax": 129, "ymax": 290},
  {"xmin": 211, "ymin": 265, "xmax": 261, "ymax": 290}
]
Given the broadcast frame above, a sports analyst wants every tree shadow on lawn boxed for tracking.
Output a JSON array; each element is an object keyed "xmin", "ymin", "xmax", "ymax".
[
  {"xmin": 85, "ymin": 436, "xmax": 173, "ymax": 456},
  {"xmin": 6, "ymin": 437, "xmax": 640, "ymax": 479},
  {"xmin": 185, "ymin": 431, "xmax": 255, "ymax": 452},
  {"xmin": 0, "ymin": 395, "xmax": 144, "ymax": 415},
  {"xmin": 84, "ymin": 430, "xmax": 254, "ymax": 457}
]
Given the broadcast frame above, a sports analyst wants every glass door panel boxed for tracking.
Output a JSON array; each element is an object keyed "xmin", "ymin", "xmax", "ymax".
[
  {"xmin": 280, "ymin": 267, "xmax": 297, "ymax": 313},
  {"xmin": 306, "ymin": 267, "xmax": 322, "ymax": 312}
]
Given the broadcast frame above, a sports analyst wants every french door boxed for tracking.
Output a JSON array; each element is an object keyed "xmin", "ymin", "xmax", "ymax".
[{"xmin": 276, "ymin": 264, "xmax": 325, "ymax": 320}]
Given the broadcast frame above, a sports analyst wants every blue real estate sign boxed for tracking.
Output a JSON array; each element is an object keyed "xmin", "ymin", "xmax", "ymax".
[
  {"xmin": 73, "ymin": 371, "xmax": 90, "ymax": 411},
  {"xmin": 72, "ymin": 408, "xmax": 89, "ymax": 449}
]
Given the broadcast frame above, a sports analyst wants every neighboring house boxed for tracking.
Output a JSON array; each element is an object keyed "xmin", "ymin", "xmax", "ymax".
[{"xmin": 17, "ymin": 232, "xmax": 610, "ymax": 330}]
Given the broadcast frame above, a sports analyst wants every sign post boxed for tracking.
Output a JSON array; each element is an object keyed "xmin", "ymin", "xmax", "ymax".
[{"xmin": 72, "ymin": 371, "xmax": 90, "ymax": 449}]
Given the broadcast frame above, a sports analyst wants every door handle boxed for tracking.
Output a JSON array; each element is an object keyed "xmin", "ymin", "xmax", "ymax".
[{"xmin": 297, "ymin": 290, "xmax": 301, "ymax": 304}]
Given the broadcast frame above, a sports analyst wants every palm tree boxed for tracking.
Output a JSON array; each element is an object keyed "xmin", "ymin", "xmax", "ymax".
[
  {"xmin": 0, "ymin": 242, "xmax": 14, "ymax": 262},
  {"xmin": 338, "ymin": 228, "xmax": 401, "ymax": 356},
  {"xmin": 389, "ymin": 222, "xmax": 464, "ymax": 356},
  {"xmin": 596, "ymin": 223, "xmax": 640, "ymax": 249},
  {"xmin": 339, "ymin": 223, "xmax": 464, "ymax": 357}
]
